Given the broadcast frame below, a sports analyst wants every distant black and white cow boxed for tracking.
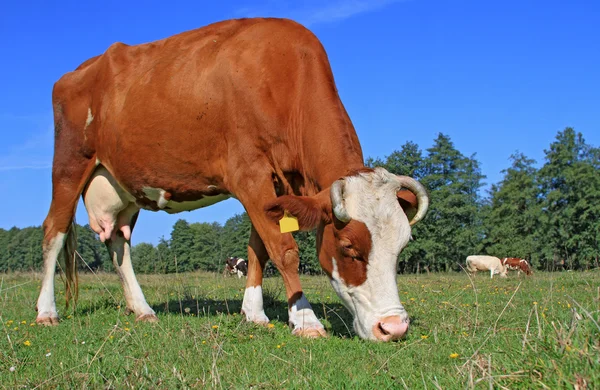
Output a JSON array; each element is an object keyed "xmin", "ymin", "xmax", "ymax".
[
  {"xmin": 466, "ymin": 255, "xmax": 508, "ymax": 279},
  {"xmin": 224, "ymin": 257, "xmax": 248, "ymax": 278}
]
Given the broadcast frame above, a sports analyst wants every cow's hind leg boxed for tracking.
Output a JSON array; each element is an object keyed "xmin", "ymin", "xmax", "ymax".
[
  {"xmin": 36, "ymin": 161, "xmax": 97, "ymax": 325},
  {"xmin": 106, "ymin": 211, "xmax": 158, "ymax": 322}
]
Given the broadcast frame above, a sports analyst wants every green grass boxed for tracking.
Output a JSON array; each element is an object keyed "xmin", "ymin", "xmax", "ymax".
[{"xmin": 1, "ymin": 270, "xmax": 599, "ymax": 388}]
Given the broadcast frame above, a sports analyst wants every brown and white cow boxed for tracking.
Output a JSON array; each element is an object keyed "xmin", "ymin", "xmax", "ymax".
[
  {"xmin": 465, "ymin": 256, "xmax": 508, "ymax": 279},
  {"xmin": 35, "ymin": 17, "xmax": 428, "ymax": 341},
  {"xmin": 501, "ymin": 258, "xmax": 532, "ymax": 276}
]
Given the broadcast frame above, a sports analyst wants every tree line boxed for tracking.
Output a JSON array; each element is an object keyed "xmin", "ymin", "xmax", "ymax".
[{"xmin": 1, "ymin": 127, "xmax": 598, "ymax": 274}]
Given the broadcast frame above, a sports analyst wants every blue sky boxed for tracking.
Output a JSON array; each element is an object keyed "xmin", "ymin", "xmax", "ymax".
[{"xmin": 1, "ymin": 0, "xmax": 598, "ymax": 245}]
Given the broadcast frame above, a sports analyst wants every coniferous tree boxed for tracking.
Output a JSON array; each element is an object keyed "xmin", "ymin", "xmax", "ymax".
[{"xmin": 481, "ymin": 153, "xmax": 542, "ymax": 266}]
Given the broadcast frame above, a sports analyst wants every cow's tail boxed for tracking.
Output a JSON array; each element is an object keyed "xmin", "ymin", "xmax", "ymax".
[{"xmin": 63, "ymin": 221, "xmax": 79, "ymax": 308}]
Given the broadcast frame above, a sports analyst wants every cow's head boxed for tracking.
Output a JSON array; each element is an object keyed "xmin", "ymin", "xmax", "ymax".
[
  {"xmin": 519, "ymin": 259, "xmax": 533, "ymax": 275},
  {"xmin": 266, "ymin": 168, "xmax": 428, "ymax": 341}
]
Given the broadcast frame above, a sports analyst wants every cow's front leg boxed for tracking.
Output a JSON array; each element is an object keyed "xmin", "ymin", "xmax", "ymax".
[
  {"xmin": 242, "ymin": 226, "xmax": 270, "ymax": 324},
  {"xmin": 238, "ymin": 180, "xmax": 326, "ymax": 337}
]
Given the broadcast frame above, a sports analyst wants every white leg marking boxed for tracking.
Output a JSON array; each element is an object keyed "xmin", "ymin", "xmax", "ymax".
[
  {"xmin": 288, "ymin": 293, "xmax": 325, "ymax": 333},
  {"xmin": 110, "ymin": 235, "xmax": 156, "ymax": 319},
  {"xmin": 241, "ymin": 286, "xmax": 269, "ymax": 324},
  {"xmin": 36, "ymin": 233, "xmax": 66, "ymax": 321}
]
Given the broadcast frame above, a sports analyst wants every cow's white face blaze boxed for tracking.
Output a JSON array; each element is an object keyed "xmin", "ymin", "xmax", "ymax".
[{"xmin": 326, "ymin": 168, "xmax": 412, "ymax": 340}]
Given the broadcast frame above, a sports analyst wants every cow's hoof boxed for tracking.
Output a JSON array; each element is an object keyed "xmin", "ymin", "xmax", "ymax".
[
  {"xmin": 136, "ymin": 313, "xmax": 159, "ymax": 322},
  {"xmin": 124, "ymin": 307, "xmax": 134, "ymax": 315},
  {"xmin": 292, "ymin": 327, "xmax": 327, "ymax": 338},
  {"xmin": 36, "ymin": 313, "xmax": 59, "ymax": 326},
  {"xmin": 242, "ymin": 311, "xmax": 270, "ymax": 325}
]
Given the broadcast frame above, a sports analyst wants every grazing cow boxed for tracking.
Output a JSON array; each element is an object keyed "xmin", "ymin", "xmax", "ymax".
[
  {"xmin": 224, "ymin": 257, "xmax": 248, "ymax": 278},
  {"xmin": 466, "ymin": 256, "xmax": 508, "ymax": 279},
  {"xmin": 501, "ymin": 257, "xmax": 532, "ymax": 276},
  {"xmin": 35, "ymin": 17, "xmax": 429, "ymax": 341}
]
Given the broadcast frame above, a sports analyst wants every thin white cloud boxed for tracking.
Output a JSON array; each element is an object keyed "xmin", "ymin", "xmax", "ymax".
[
  {"xmin": 234, "ymin": 0, "xmax": 407, "ymax": 26},
  {"xmin": 0, "ymin": 113, "xmax": 54, "ymax": 172}
]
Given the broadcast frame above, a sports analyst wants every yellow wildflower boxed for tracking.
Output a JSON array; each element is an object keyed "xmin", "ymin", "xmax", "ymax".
[
  {"xmin": 212, "ymin": 325, "xmax": 219, "ymax": 329},
  {"xmin": 21, "ymin": 321, "xmax": 27, "ymax": 325},
  {"xmin": 277, "ymin": 345, "xmax": 281, "ymax": 349},
  {"xmin": 249, "ymin": 335, "xmax": 254, "ymax": 339},
  {"xmin": 267, "ymin": 324, "xmax": 275, "ymax": 329},
  {"xmin": 24, "ymin": 340, "xmax": 31, "ymax": 346},
  {"xmin": 13, "ymin": 327, "xmax": 19, "ymax": 331},
  {"xmin": 449, "ymin": 353, "xmax": 459, "ymax": 359},
  {"xmin": 7, "ymin": 320, "xmax": 13, "ymax": 325},
  {"xmin": 421, "ymin": 335, "xmax": 429, "ymax": 340},
  {"xmin": 533, "ymin": 301, "xmax": 538, "ymax": 305},
  {"xmin": 124, "ymin": 327, "xmax": 130, "ymax": 332}
]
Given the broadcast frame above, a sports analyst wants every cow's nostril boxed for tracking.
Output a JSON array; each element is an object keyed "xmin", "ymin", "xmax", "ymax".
[{"xmin": 378, "ymin": 322, "xmax": 389, "ymax": 336}]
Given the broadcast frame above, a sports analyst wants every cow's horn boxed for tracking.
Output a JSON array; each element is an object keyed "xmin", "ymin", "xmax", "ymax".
[
  {"xmin": 330, "ymin": 179, "xmax": 351, "ymax": 223},
  {"xmin": 395, "ymin": 175, "xmax": 429, "ymax": 225}
]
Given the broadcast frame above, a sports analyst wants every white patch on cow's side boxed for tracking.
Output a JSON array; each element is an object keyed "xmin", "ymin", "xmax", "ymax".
[
  {"xmin": 36, "ymin": 232, "xmax": 66, "ymax": 318},
  {"xmin": 330, "ymin": 168, "xmax": 412, "ymax": 340},
  {"xmin": 85, "ymin": 108, "xmax": 94, "ymax": 129},
  {"xmin": 142, "ymin": 187, "xmax": 230, "ymax": 213},
  {"xmin": 241, "ymin": 286, "xmax": 269, "ymax": 324},
  {"xmin": 288, "ymin": 293, "xmax": 325, "ymax": 332}
]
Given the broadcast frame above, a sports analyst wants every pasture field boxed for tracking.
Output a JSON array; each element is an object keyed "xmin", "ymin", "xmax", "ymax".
[{"xmin": 1, "ymin": 270, "xmax": 599, "ymax": 389}]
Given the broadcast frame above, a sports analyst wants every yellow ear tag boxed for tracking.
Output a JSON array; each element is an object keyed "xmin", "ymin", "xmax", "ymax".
[{"xmin": 279, "ymin": 211, "xmax": 299, "ymax": 233}]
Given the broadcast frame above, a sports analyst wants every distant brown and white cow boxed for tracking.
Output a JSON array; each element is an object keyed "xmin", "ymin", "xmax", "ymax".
[
  {"xmin": 35, "ymin": 17, "xmax": 429, "ymax": 341},
  {"xmin": 466, "ymin": 256, "xmax": 508, "ymax": 279},
  {"xmin": 501, "ymin": 257, "xmax": 532, "ymax": 275}
]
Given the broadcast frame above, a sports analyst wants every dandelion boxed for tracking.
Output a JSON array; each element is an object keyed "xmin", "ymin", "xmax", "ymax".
[
  {"xmin": 462, "ymin": 332, "xmax": 469, "ymax": 337},
  {"xmin": 565, "ymin": 345, "xmax": 572, "ymax": 352},
  {"xmin": 13, "ymin": 327, "xmax": 19, "ymax": 331},
  {"xmin": 277, "ymin": 345, "xmax": 281, "ymax": 349},
  {"xmin": 7, "ymin": 320, "xmax": 14, "ymax": 325},
  {"xmin": 109, "ymin": 336, "xmax": 114, "ymax": 340},
  {"xmin": 124, "ymin": 327, "xmax": 130, "ymax": 332},
  {"xmin": 421, "ymin": 335, "xmax": 429, "ymax": 340},
  {"xmin": 410, "ymin": 298, "xmax": 415, "ymax": 301},
  {"xmin": 449, "ymin": 353, "xmax": 459, "ymax": 359},
  {"xmin": 125, "ymin": 321, "xmax": 129, "ymax": 325},
  {"xmin": 249, "ymin": 335, "xmax": 254, "ymax": 339},
  {"xmin": 267, "ymin": 324, "xmax": 275, "ymax": 329},
  {"xmin": 21, "ymin": 320, "xmax": 27, "ymax": 325},
  {"xmin": 212, "ymin": 325, "xmax": 219, "ymax": 329},
  {"xmin": 30, "ymin": 323, "xmax": 35, "ymax": 327},
  {"xmin": 202, "ymin": 340, "xmax": 206, "ymax": 344},
  {"xmin": 567, "ymin": 303, "xmax": 571, "ymax": 309},
  {"xmin": 24, "ymin": 340, "xmax": 31, "ymax": 346},
  {"xmin": 184, "ymin": 307, "xmax": 191, "ymax": 314},
  {"xmin": 67, "ymin": 315, "xmax": 72, "ymax": 319},
  {"xmin": 533, "ymin": 301, "xmax": 538, "ymax": 305}
]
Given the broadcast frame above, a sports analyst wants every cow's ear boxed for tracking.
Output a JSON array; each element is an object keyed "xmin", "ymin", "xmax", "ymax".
[
  {"xmin": 397, "ymin": 189, "xmax": 418, "ymax": 222},
  {"xmin": 265, "ymin": 190, "xmax": 332, "ymax": 231}
]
